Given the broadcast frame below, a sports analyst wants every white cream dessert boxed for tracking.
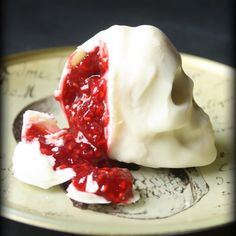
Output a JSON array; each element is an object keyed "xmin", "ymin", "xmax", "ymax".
[
  {"xmin": 12, "ymin": 25, "xmax": 216, "ymax": 204},
  {"xmin": 13, "ymin": 111, "xmax": 75, "ymax": 189},
  {"xmin": 73, "ymin": 25, "xmax": 216, "ymax": 168}
]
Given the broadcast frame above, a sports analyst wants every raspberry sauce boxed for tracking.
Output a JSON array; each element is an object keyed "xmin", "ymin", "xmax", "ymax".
[{"xmin": 24, "ymin": 45, "xmax": 134, "ymax": 204}]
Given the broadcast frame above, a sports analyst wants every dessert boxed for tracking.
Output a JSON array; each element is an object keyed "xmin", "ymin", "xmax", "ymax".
[{"xmin": 12, "ymin": 25, "xmax": 216, "ymax": 204}]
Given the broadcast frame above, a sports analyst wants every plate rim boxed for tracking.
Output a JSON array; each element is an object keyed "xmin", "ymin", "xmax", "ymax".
[
  {"xmin": 1, "ymin": 46, "xmax": 235, "ymax": 72},
  {"xmin": 2, "ymin": 205, "xmax": 234, "ymax": 235},
  {"xmin": 1, "ymin": 47, "xmax": 234, "ymax": 235}
]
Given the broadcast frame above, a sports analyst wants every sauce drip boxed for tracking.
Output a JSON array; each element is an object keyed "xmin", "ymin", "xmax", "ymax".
[{"xmin": 24, "ymin": 46, "xmax": 133, "ymax": 203}]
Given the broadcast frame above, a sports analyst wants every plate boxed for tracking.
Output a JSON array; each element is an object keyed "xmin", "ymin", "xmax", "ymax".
[{"xmin": 1, "ymin": 47, "xmax": 234, "ymax": 235}]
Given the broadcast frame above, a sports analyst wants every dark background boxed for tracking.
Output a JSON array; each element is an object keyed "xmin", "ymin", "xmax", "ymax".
[
  {"xmin": 1, "ymin": 0, "xmax": 235, "ymax": 66},
  {"xmin": 1, "ymin": 0, "xmax": 235, "ymax": 235}
]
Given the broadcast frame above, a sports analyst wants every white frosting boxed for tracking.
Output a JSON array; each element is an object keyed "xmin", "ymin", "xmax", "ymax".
[
  {"xmin": 61, "ymin": 25, "xmax": 216, "ymax": 168},
  {"xmin": 12, "ymin": 141, "xmax": 75, "ymax": 189}
]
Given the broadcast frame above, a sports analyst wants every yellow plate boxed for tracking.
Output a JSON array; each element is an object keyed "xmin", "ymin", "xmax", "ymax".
[{"xmin": 1, "ymin": 47, "xmax": 234, "ymax": 235}]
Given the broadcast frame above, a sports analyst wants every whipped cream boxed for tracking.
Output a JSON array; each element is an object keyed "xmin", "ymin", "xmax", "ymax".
[
  {"xmin": 64, "ymin": 25, "xmax": 216, "ymax": 168},
  {"xmin": 13, "ymin": 140, "xmax": 75, "ymax": 189}
]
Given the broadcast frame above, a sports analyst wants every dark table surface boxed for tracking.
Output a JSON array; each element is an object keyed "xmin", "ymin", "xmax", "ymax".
[{"xmin": 1, "ymin": 0, "xmax": 235, "ymax": 235}]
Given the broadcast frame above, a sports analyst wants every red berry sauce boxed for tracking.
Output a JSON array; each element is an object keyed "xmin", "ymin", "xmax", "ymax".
[
  {"xmin": 24, "ymin": 45, "xmax": 134, "ymax": 204},
  {"xmin": 57, "ymin": 46, "xmax": 109, "ymax": 159}
]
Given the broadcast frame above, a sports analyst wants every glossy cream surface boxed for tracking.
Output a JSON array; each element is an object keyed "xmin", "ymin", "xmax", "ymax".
[{"xmin": 68, "ymin": 25, "xmax": 216, "ymax": 168}]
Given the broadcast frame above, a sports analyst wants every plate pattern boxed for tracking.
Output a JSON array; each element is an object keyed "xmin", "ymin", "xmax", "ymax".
[{"xmin": 0, "ymin": 48, "xmax": 234, "ymax": 235}]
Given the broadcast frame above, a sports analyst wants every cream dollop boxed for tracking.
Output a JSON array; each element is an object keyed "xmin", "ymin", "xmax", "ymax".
[{"xmin": 62, "ymin": 25, "xmax": 216, "ymax": 168}]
